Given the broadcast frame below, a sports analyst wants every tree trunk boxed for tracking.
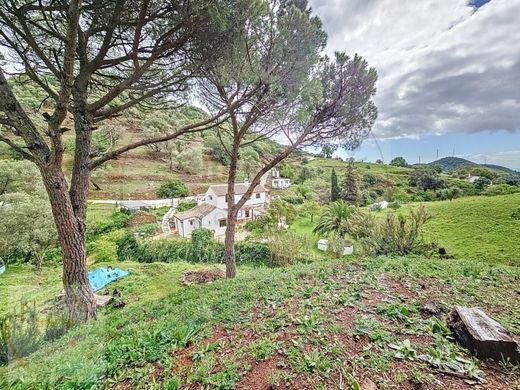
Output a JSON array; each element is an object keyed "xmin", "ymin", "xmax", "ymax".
[
  {"xmin": 224, "ymin": 134, "xmax": 240, "ymax": 278},
  {"xmin": 40, "ymin": 164, "xmax": 96, "ymax": 321},
  {"xmin": 34, "ymin": 253, "xmax": 42, "ymax": 272},
  {"xmin": 224, "ymin": 212, "xmax": 237, "ymax": 278}
]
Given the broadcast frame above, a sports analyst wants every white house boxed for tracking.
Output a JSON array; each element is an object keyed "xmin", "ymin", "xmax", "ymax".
[
  {"xmin": 467, "ymin": 175, "xmax": 480, "ymax": 183},
  {"xmin": 172, "ymin": 181, "xmax": 269, "ymax": 237},
  {"xmin": 172, "ymin": 203, "xmax": 228, "ymax": 237},
  {"xmin": 270, "ymin": 167, "xmax": 291, "ymax": 189}
]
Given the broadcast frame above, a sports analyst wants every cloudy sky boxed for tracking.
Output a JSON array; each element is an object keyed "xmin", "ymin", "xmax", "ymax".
[{"xmin": 309, "ymin": 0, "xmax": 520, "ymax": 169}]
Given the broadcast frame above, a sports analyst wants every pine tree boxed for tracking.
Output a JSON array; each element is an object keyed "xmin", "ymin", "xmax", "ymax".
[
  {"xmin": 331, "ymin": 168, "xmax": 340, "ymax": 201},
  {"xmin": 341, "ymin": 162, "xmax": 359, "ymax": 205}
]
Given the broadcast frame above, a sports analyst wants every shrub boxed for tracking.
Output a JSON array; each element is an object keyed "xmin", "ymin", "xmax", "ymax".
[
  {"xmin": 156, "ymin": 179, "xmax": 189, "ymax": 198},
  {"xmin": 326, "ymin": 233, "xmax": 351, "ymax": 258},
  {"xmin": 87, "ymin": 211, "xmax": 131, "ymax": 241},
  {"xmin": 116, "ymin": 234, "xmax": 142, "ymax": 261},
  {"xmin": 512, "ymin": 208, "xmax": 520, "ymax": 220},
  {"xmin": 176, "ymin": 199, "xmax": 197, "ymax": 212},
  {"xmin": 348, "ymin": 205, "xmax": 432, "ymax": 256},
  {"xmin": 481, "ymin": 184, "xmax": 519, "ymax": 197},
  {"xmin": 235, "ymin": 242, "xmax": 270, "ymax": 264},
  {"xmin": 281, "ymin": 195, "xmax": 305, "ymax": 205},
  {"xmin": 268, "ymin": 231, "xmax": 308, "ymax": 266},
  {"xmin": 190, "ymin": 228, "xmax": 219, "ymax": 263},
  {"xmin": 0, "ymin": 301, "xmax": 41, "ymax": 365},
  {"xmin": 244, "ymin": 215, "xmax": 274, "ymax": 233},
  {"xmin": 44, "ymin": 309, "xmax": 75, "ymax": 342}
]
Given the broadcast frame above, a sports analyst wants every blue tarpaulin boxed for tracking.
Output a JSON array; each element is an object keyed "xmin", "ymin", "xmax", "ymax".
[{"xmin": 88, "ymin": 267, "xmax": 129, "ymax": 291}]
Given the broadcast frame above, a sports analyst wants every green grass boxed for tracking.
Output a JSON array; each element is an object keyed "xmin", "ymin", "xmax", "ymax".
[
  {"xmin": 0, "ymin": 261, "xmax": 206, "ymax": 318},
  {"xmin": 1, "ymin": 256, "xmax": 519, "ymax": 389},
  {"xmin": 394, "ymin": 194, "xmax": 520, "ymax": 265}
]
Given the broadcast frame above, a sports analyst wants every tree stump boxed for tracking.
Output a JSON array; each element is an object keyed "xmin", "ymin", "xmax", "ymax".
[{"xmin": 447, "ymin": 306, "xmax": 520, "ymax": 364}]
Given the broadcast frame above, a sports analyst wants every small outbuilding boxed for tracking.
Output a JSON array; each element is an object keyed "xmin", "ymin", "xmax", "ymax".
[{"xmin": 118, "ymin": 200, "xmax": 152, "ymax": 213}]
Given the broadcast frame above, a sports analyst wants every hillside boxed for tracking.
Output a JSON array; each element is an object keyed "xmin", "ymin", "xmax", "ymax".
[
  {"xmin": 398, "ymin": 194, "xmax": 520, "ymax": 265},
  {"xmin": 430, "ymin": 157, "xmax": 518, "ymax": 175},
  {"xmin": 1, "ymin": 256, "xmax": 519, "ymax": 389}
]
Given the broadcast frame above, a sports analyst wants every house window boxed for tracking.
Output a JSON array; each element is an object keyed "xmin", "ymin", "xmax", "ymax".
[
  {"xmin": 189, "ymin": 220, "xmax": 193, "ymax": 226},
  {"xmin": 255, "ymin": 193, "xmax": 261, "ymax": 199},
  {"xmin": 208, "ymin": 195, "xmax": 212, "ymax": 200},
  {"xmin": 219, "ymin": 219, "xmax": 227, "ymax": 227},
  {"xmin": 245, "ymin": 210, "xmax": 250, "ymax": 218}
]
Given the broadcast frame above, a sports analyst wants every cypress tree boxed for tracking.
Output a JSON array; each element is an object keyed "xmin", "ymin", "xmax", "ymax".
[
  {"xmin": 330, "ymin": 168, "xmax": 340, "ymax": 201},
  {"xmin": 341, "ymin": 162, "xmax": 359, "ymax": 205}
]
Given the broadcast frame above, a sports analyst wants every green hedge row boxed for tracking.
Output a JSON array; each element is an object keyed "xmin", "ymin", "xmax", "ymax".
[{"xmin": 116, "ymin": 230, "xmax": 271, "ymax": 266}]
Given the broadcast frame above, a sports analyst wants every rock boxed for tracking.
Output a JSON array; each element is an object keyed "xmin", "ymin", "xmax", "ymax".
[
  {"xmin": 447, "ymin": 306, "xmax": 520, "ymax": 364},
  {"xmin": 360, "ymin": 377, "xmax": 378, "ymax": 390},
  {"xmin": 423, "ymin": 300, "xmax": 440, "ymax": 315}
]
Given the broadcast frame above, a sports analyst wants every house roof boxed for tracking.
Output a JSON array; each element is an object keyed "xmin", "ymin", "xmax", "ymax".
[
  {"xmin": 174, "ymin": 203, "xmax": 217, "ymax": 220},
  {"xmin": 119, "ymin": 200, "xmax": 150, "ymax": 209},
  {"xmin": 208, "ymin": 183, "xmax": 267, "ymax": 197}
]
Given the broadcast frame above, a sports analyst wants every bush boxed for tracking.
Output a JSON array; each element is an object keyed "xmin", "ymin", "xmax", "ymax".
[
  {"xmin": 190, "ymin": 228, "xmax": 218, "ymax": 263},
  {"xmin": 0, "ymin": 301, "xmax": 41, "ymax": 365},
  {"xmin": 481, "ymin": 184, "xmax": 519, "ymax": 197},
  {"xmin": 116, "ymin": 234, "xmax": 142, "ymax": 261},
  {"xmin": 244, "ymin": 215, "xmax": 273, "ymax": 233},
  {"xmin": 326, "ymin": 233, "xmax": 351, "ymax": 258},
  {"xmin": 281, "ymin": 195, "xmax": 305, "ymax": 205},
  {"xmin": 348, "ymin": 205, "xmax": 432, "ymax": 256},
  {"xmin": 87, "ymin": 211, "xmax": 131, "ymax": 241},
  {"xmin": 156, "ymin": 179, "xmax": 189, "ymax": 198},
  {"xmin": 176, "ymin": 200, "xmax": 197, "ymax": 212},
  {"xmin": 88, "ymin": 229, "xmax": 126, "ymax": 263},
  {"xmin": 235, "ymin": 242, "xmax": 271, "ymax": 264},
  {"xmin": 268, "ymin": 231, "xmax": 308, "ymax": 266},
  {"xmin": 511, "ymin": 208, "xmax": 520, "ymax": 220}
]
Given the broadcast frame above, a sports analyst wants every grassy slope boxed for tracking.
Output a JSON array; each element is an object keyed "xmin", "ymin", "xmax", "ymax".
[
  {"xmin": 1, "ymin": 257, "xmax": 519, "ymax": 389},
  {"xmin": 400, "ymin": 194, "xmax": 520, "ymax": 265},
  {"xmin": 293, "ymin": 193, "xmax": 520, "ymax": 266}
]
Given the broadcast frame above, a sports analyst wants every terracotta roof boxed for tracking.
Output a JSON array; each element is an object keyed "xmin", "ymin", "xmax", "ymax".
[
  {"xmin": 208, "ymin": 183, "xmax": 267, "ymax": 197},
  {"xmin": 174, "ymin": 203, "xmax": 216, "ymax": 220}
]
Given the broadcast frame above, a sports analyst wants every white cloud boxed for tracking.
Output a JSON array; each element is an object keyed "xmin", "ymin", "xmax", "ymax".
[{"xmin": 310, "ymin": 0, "xmax": 520, "ymax": 138}]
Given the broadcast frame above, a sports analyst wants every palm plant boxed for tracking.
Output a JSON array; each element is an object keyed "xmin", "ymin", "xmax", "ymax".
[{"xmin": 313, "ymin": 201, "xmax": 355, "ymax": 237}]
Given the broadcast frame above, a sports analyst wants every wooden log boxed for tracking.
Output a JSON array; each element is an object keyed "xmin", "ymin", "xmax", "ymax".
[
  {"xmin": 94, "ymin": 294, "xmax": 113, "ymax": 308},
  {"xmin": 447, "ymin": 306, "xmax": 520, "ymax": 364}
]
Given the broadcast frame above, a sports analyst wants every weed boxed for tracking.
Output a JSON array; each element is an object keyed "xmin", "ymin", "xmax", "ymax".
[
  {"xmin": 191, "ymin": 341, "xmax": 221, "ymax": 362},
  {"xmin": 248, "ymin": 337, "xmax": 276, "ymax": 361},
  {"xmin": 388, "ymin": 339, "xmax": 416, "ymax": 360}
]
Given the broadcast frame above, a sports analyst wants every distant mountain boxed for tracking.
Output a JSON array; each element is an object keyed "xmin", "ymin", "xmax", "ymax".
[
  {"xmin": 429, "ymin": 157, "xmax": 519, "ymax": 175},
  {"xmin": 481, "ymin": 164, "xmax": 516, "ymax": 174},
  {"xmin": 429, "ymin": 157, "xmax": 477, "ymax": 171}
]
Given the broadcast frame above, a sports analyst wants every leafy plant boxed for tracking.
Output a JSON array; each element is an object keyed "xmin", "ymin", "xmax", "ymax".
[
  {"xmin": 348, "ymin": 205, "xmax": 432, "ymax": 255},
  {"xmin": 248, "ymin": 337, "xmax": 275, "ymax": 360},
  {"xmin": 313, "ymin": 201, "xmax": 355, "ymax": 237}
]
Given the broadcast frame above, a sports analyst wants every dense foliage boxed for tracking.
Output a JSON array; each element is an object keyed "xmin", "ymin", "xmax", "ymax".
[{"xmin": 157, "ymin": 179, "xmax": 190, "ymax": 198}]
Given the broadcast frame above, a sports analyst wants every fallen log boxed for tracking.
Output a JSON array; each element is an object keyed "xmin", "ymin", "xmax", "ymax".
[{"xmin": 447, "ymin": 306, "xmax": 520, "ymax": 364}]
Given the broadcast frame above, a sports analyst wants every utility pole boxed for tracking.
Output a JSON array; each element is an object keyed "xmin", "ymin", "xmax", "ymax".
[{"xmin": 436, "ymin": 149, "xmax": 439, "ymax": 159}]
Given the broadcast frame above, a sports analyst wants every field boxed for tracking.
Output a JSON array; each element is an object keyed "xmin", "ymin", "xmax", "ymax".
[
  {"xmin": 291, "ymin": 193, "xmax": 520, "ymax": 266},
  {"xmin": 1, "ymin": 256, "xmax": 519, "ymax": 389},
  {"xmin": 396, "ymin": 194, "xmax": 520, "ymax": 265}
]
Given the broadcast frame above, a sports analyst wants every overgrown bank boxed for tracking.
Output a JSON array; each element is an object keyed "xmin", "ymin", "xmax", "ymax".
[{"xmin": 1, "ymin": 256, "xmax": 519, "ymax": 389}]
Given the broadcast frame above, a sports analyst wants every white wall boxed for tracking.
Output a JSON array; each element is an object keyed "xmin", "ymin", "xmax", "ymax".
[
  {"xmin": 205, "ymin": 187, "xmax": 268, "ymax": 210},
  {"xmin": 175, "ymin": 217, "xmax": 202, "ymax": 237},
  {"xmin": 201, "ymin": 208, "xmax": 227, "ymax": 237}
]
